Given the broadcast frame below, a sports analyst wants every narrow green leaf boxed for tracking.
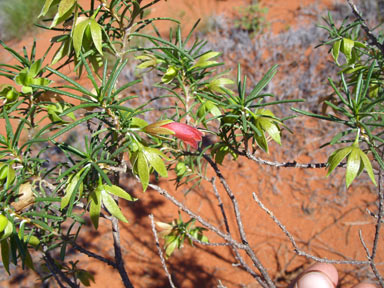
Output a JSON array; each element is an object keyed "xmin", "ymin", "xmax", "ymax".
[
  {"xmin": 52, "ymin": 38, "xmax": 71, "ymax": 65},
  {"xmin": 89, "ymin": 186, "xmax": 102, "ymax": 229},
  {"xmin": 73, "ymin": 19, "xmax": 90, "ymax": 57},
  {"xmin": 359, "ymin": 150, "xmax": 377, "ymax": 186},
  {"xmin": 51, "ymin": 2, "xmax": 75, "ymax": 27},
  {"xmin": 143, "ymin": 148, "xmax": 168, "ymax": 177},
  {"xmin": 89, "ymin": 19, "xmax": 103, "ymax": 55},
  {"xmin": 327, "ymin": 146, "xmax": 353, "ymax": 176},
  {"xmin": 130, "ymin": 117, "xmax": 148, "ymax": 128},
  {"xmin": 1, "ymin": 240, "xmax": 10, "ymax": 274},
  {"xmin": 332, "ymin": 39, "xmax": 341, "ymax": 64},
  {"xmin": 165, "ymin": 239, "xmax": 178, "ymax": 257},
  {"xmin": 192, "ymin": 51, "xmax": 220, "ymax": 69},
  {"xmin": 341, "ymin": 38, "xmax": 354, "ymax": 60},
  {"xmin": 58, "ymin": 0, "xmax": 75, "ymax": 18},
  {"xmin": 248, "ymin": 65, "xmax": 278, "ymax": 99},
  {"xmin": 254, "ymin": 131, "xmax": 268, "ymax": 153},
  {"xmin": 346, "ymin": 147, "xmax": 361, "ymax": 188},
  {"xmin": 61, "ymin": 173, "xmax": 79, "ymax": 209},
  {"xmin": 101, "ymin": 191, "xmax": 128, "ymax": 223},
  {"xmin": 137, "ymin": 152, "xmax": 149, "ymax": 191},
  {"xmin": 91, "ymin": 162, "xmax": 112, "ymax": 186},
  {"xmin": 0, "ymin": 215, "xmax": 8, "ymax": 233},
  {"xmin": 259, "ymin": 118, "xmax": 281, "ymax": 145},
  {"xmin": 39, "ymin": 0, "xmax": 58, "ymax": 17},
  {"xmin": 205, "ymin": 100, "xmax": 221, "ymax": 117},
  {"xmin": 104, "ymin": 185, "xmax": 137, "ymax": 201}
]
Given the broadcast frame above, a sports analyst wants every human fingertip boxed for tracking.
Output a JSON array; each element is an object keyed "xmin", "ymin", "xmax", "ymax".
[{"xmin": 295, "ymin": 271, "xmax": 335, "ymax": 288}]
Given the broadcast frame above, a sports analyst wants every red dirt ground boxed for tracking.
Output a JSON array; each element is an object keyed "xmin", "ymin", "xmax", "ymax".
[{"xmin": 1, "ymin": 0, "xmax": 383, "ymax": 287}]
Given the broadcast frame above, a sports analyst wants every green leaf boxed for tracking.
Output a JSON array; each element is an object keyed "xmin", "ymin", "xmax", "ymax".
[
  {"xmin": 0, "ymin": 215, "xmax": 8, "ymax": 233},
  {"xmin": 137, "ymin": 152, "xmax": 149, "ymax": 191},
  {"xmin": 136, "ymin": 54, "xmax": 160, "ymax": 69},
  {"xmin": 5, "ymin": 166, "xmax": 15, "ymax": 189},
  {"xmin": 207, "ymin": 78, "xmax": 234, "ymax": 94},
  {"xmin": 130, "ymin": 117, "xmax": 148, "ymax": 128},
  {"xmin": 15, "ymin": 69, "xmax": 32, "ymax": 87},
  {"xmin": 341, "ymin": 38, "xmax": 354, "ymax": 61},
  {"xmin": 175, "ymin": 162, "xmax": 187, "ymax": 176},
  {"xmin": 32, "ymin": 77, "xmax": 51, "ymax": 89},
  {"xmin": 161, "ymin": 66, "xmax": 178, "ymax": 84},
  {"xmin": 332, "ymin": 39, "xmax": 341, "ymax": 64},
  {"xmin": 52, "ymin": 38, "xmax": 71, "ymax": 65},
  {"xmin": 29, "ymin": 60, "xmax": 42, "ymax": 78},
  {"xmin": 359, "ymin": 150, "xmax": 377, "ymax": 186},
  {"xmin": 22, "ymin": 235, "xmax": 40, "ymax": 247},
  {"xmin": 104, "ymin": 185, "xmax": 137, "ymax": 201},
  {"xmin": 73, "ymin": 18, "xmax": 91, "ymax": 57},
  {"xmin": 254, "ymin": 131, "xmax": 268, "ymax": 153},
  {"xmin": 24, "ymin": 249, "xmax": 34, "ymax": 270},
  {"xmin": 58, "ymin": 0, "xmax": 75, "ymax": 18},
  {"xmin": 248, "ymin": 65, "xmax": 278, "ymax": 99},
  {"xmin": 89, "ymin": 186, "xmax": 102, "ymax": 229},
  {"xmin": 259, "ymin": 118, "xmax": 281, "ymax": 145},
  {"xmin": 39, "ymin": 0, "xmax": 59, "ymax": 17},
  {"xmin": 346, "ymin": 147, "xmax": 361, "ymax": 188},
  {"xmin": 212, "ymin": 144, "xmax": 230, "ymax": 165},
  {"xmin": 192, "ymin": 51, "xmax": 220, "ymax": 69},
  {"xmin": 61, "ymin": 173, "xmax": 80, "ymax": 209},
  {"xmin": 1, "ymin": 240, "xmax": 10, "ymax": 274},
  {"xmin": 77, "ymin": 269, "xmax": 95, "ymax": 286},
  {"xmin": 89, "ymin": 19, "xmax": 103, "ymax": 55},
  {"xmin": 205, "ymin": 101, "xmax": 221, "ymax": 117},
  {"xmin": 50, "ymin": 0, "xmax": 76, "ymax": 27},
  {"xmin": 165, "ymin": 239, "xmax": 178, "ymax": 258},
  {"xmin": 101, "ymin": 190, "xmax": 128, "ymax": 223},
  {"xmin": 143, "ymin": 148, "xmax": 168, "ymax": 177},
  {"xmin": 327, "ymin": 146, "xmax": 353, "ymax": 176},
  {"xmin": 0, "ymin": 221, "xmax": 13, "ymax": 241}
]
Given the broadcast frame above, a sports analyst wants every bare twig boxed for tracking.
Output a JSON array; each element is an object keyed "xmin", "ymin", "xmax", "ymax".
[
  {"xmin": 69, "ymin": 241, "xmax": 117, "ymax": 269},
  {"xmin": 366, "ymin": 208, "xmax": 384, "ymax": 223},
  {"xmin": 149, "ymin": 214, "xmax": 176, "ymax": 288},
  {"xmin": 252, "ymin": 192, "xmax": 371, "ymax": 265},
  {"xmin": 245, "ymin": 151, "xmax": 329, "ymax": 168},
  {"xmin": 148, "ymin": 183, "xmax": 244, "ymax": 249},
  {"xmin": 111, "ymin": 216, "xmax": 135, "ymax": 288},
  {"xmin": 361, "ymin": 147, "xmax": 384, "ymax": 286},
  {"xmin": 210, "ymin": 177, "xmax": 231, "ymax": 234},
  {"xmin": 148, "ymin": 183, "xmax": 270, "ymax": 287},
  {"xmin": 203, "ymin": 154, "xmax": 276, "ymax": 288}
]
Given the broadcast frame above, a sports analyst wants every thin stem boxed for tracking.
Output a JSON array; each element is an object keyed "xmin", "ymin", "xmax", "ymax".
[
  {"xmin": 148, "ymin": 183, "xmax": 269, "ymax": 286},
  {"xmin": 149, "ymin": 214, "xmax": 176, "ymax": 288},
  {"xmin": 365, "ymin": 147, "xmax": 384, "ymax": 286},
  {"xmin": 252, "ymin": 192, "xmax": 372, "ymax": 265},
  {"xmin": 70, "ymin": 241, "xmax": 117, "ymax": 268},
  {"xmin": 210, "ymin": 177, "xmax": 231, "ymax": 234},
  {"xmin": 203, "ymin": 154, "xmax": 276, "ymax": 288},
  {"xmin": 111, "ymin": 216, "xmax": 135, "ymax": 288}
]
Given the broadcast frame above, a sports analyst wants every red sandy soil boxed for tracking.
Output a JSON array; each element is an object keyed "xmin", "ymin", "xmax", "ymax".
[{"xmin": 1, "ymin": 0, "xmax": 383, "ymax": 287}]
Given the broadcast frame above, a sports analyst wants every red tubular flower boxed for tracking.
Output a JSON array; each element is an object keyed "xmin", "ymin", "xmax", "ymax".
[{"xmin": 161, "ymin": 122, "xmax": 203, "ymax": 149}]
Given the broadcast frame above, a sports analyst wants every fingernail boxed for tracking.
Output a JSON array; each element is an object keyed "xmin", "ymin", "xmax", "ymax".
[{"xmin": 296, "ymin": 271, "xmax": 334, "ymax": 288}]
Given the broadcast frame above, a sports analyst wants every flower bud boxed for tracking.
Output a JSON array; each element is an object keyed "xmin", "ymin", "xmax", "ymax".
[{"xmin": 161, "ymin": 122, "xmax": 203, "ymax": 149}]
